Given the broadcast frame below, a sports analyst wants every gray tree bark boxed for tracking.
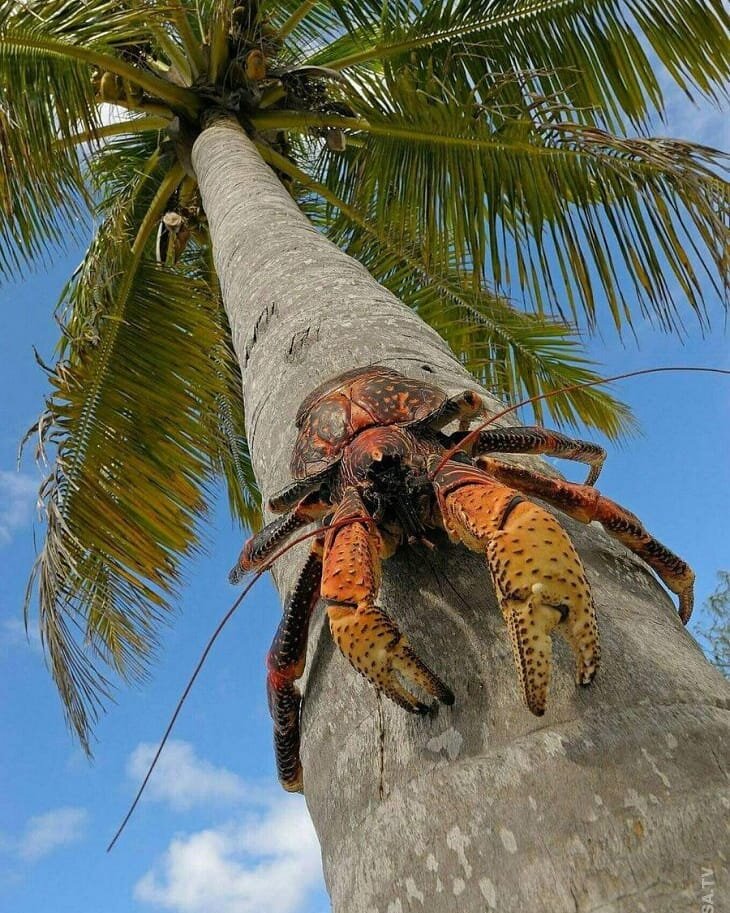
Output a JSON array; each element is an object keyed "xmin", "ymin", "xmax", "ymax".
[{"xmin": 192, "ymin": 117, "xmax": 730, "ymax": 913}]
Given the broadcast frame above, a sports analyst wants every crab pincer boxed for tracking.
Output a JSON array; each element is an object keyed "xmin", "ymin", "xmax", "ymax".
[
  {"xmin": 322, "ymin": 487, "xmax": 454, "ymax": 714},
  {"xmin": 430, "ymin": 457, "xmax": 600, "ymax": 715}
]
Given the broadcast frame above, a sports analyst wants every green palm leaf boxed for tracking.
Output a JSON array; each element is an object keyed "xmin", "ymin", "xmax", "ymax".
[
  {"xmin": 28, "ymin": 253, "xmax": 241, "ymax": 750},
  {"xmin": 25, "ymin": 131, "xmax": 262, "ymax": 745},
  {"xmin": 0, "ymin": 37, "xmax": 96, "ymax": 276},
  {"xmin": 257, "ymin": 73, "xmax": 728, "ymax": 331},
  {"xmin": 22, "ymin": 142, "xmax": 233, "ymax": 746},
  {"xmin": 0, "ymin": 1, "xmax": 200, "ymax": 277},
  {"xmin": 305, "ymin": 0, "xmax": 729, "ymax": 130}
]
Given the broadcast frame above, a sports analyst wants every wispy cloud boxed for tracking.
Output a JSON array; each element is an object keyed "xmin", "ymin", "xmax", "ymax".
[
  {"xmin": 127, "ymin": 741, "xmax": 248, "ymax": 811},
  {"xmin": 0, "ymin": 617, "xmax": 42, "ymax": 653},
  {"xmin": 135, "ymin": 798, "xmax": 323, "ymax": 913},
  {"xmin": 17, "ymin": 807, "xmax": 88, "ymax": 861},
  {"xmin": 651, "ymin": 64, "xmax": 728, "ymax": 147},
  {"xmin": 0, "ymin": 470, "xmax": 36, "ymax": 546}
]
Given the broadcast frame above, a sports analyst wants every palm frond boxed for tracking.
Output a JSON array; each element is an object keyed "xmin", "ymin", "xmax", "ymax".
[
  {"xmin": 25, "ymin": 137, "xmax": 263, "ymax": 745},
  {"xmin": 0, "ymin": 1, "xmax": 152, "ymax": 47},
  {"xmin": 0, "ymin": 36, "xmax": 95, "ymax": 277},
  {"xmin": 0, "ymin": 1, "xmax": 201, "ymax": 277},
  {"xmin": 27, "ymin": 254, "xmax": 243, "ymax": 750},
  {"xmin": 207, "ymin": 0, "xmax": 234, "ymax": 84},
  {"xmin": 0, "ymin": 2, "xmax": 197, "ymax": 107},
  {"xmin": 304, "ymin": 0, "xmax": 729, "ymax": 131},
  {"xmin": 53, "ymin": 132, "xmax": 168, "ymax": 358},
  {"xmin": 260, "ymin": 0, "xmax": 356, "ymax": 56},
  {"xmin": 167, "ymin": 0, "xmax": 206, "ymax": 76},
  {"xmin": 264, "ymin": 75, "xmax": 728, "ymax": 332},
  {"xmin": 54, "ymin": 115, "xmax": 171, "ymax": 151}
]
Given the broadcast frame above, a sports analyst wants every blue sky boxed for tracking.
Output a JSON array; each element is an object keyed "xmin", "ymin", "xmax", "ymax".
[{"xmin": 0, "ymin": 74, "xmax": 728, "ymax": 913}]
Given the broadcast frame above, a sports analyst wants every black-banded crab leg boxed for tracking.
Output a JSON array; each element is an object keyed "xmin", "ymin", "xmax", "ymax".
[
  {"xmin": 229, "ymin": 490, "xmax": 331, "ymax": 584},
  {"xmin": 448, "ymin": 427, "xmax": 606, "ymax": 485},
  {"xmin": 476, "ymin": 456, "xmax": 695, "ymax": 624},
  {"xmin": 268, "ymin": 464, "xmax": 337, "ymax": 514},
  {"xmin": 267, "ymin": 535, "xmax": 324, "ymax": 792},
  {"xmin": 322, "ymin": 486, "xmax": 454, "ymax": 714},
  {"xmin": 430, "ymin": 456, "xmax": 600, "ymax": 716},
  {"xmin": 433, "ymin": 367, "xmax": 730, "ymax": 483},
  {"xmin": 407, "ymin": 388, "xmax": 483, "ymax": 433}
]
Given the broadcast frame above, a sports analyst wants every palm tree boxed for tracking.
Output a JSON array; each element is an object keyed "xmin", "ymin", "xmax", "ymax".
[{"xmin": 3, "ymin": 1, "xmax": 729, "ymax": 908}]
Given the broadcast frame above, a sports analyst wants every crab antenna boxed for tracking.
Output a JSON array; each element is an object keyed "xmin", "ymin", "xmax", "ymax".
[
  {"xmin": 107, "ymin": 514, "xmax": 373, "ymax": 853},
  {"xmin": 431, "ymin": 366, "xmax": 730, "ymax": 479}
]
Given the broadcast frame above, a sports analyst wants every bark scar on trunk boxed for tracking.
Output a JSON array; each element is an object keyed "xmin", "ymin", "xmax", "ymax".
[
  {"xmin": 376, "ymin": 691, "xmax": 386, "ymax": 800},
  {"xmin": 288, "ymin": 323, "xmax": 321, "ymax": 361},
  {"xmin": 244, "ymin": 301, "xmax": 278, "ymax": 365}
]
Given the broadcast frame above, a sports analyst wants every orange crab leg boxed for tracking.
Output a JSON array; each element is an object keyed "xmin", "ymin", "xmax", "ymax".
[
  {"xmin": 322, "ymin": 487, "xmax": 454, "ymax": 714},
  {"xmin": 475, "ymin": 456, "xmax": 695, "ymax": 623},
  {"xmin": 266, "ymin": 536, "xmax": 324, "ymax": 792},
  {"xmin": 430, "ymin": 457, "xmax": 600, "ymax": 716},
  {"xmin": 453, "ymin": 426, "xmax": 607, "ymax": 485}
]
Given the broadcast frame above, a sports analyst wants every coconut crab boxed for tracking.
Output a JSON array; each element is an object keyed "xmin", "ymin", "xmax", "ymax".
[{"xmin": 229, "ymin": 366, "xmax": 694, "ymax": 792}]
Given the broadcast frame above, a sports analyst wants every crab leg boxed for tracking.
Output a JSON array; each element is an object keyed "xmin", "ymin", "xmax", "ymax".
[
  {"xmin": 409, "ymin": 388, "xmax": 483, "ymax": 433},
  {"xmin": 229, "ymin": 491, "xmax": 330, "ymax": 582},
  {"xmin": 430, "ymin": 457, "xmax": 600, "ymax": 716},
  {"xmin": 322, "ymin": 486, "xmax": 454, "ymax": 714},
  {"xmin": 268, "ymin": 464, "xmax": 336, "ymax": 513},
  {"xmin": 475, "ymin": 456, "xmax": 695, "ymax": 623},
  {"xmin": 449, "ymin": 426, "xmax": 606, "ymax": 485},
  {"xmin": 266, "ymin": 536, "xmax": 324, "ymax": 792}
]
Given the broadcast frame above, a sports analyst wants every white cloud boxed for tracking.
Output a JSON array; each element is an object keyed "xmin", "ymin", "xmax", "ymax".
[
  {"xmin": 18, "ymin": 807, "xmax": 88, "ymax": 861},
  {"xmin": 0, "ymin": 617, "xmax": 42, "ymax": 653},
  {"xmin": 135, "ymin": 798, "xmax": 324, "ymax": 913},
  {"xmin": 0, "ymin": 470, "xmax": 37, "ymax": 546},
  {"xmin": 127, "ymin": 741, "xmax": 248, "ymax": 811}
]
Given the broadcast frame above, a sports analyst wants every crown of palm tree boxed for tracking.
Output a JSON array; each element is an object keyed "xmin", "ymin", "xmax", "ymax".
[{"xmin": 2, "ymin": 0, "xmax": 727, "ymax": 749}]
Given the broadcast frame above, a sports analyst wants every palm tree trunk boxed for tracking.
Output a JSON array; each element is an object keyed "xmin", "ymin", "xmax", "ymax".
[{"xmin": 192, "ymin": 116, "xmax": 730, "ymax": 913}]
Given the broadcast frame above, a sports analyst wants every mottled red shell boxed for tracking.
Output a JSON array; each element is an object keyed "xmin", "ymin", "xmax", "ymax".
[{"xmin": 291, "ymin": 367, "xmax": 447, "ymax": 478}]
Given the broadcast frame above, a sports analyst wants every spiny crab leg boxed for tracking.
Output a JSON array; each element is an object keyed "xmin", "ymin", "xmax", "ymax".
[
  {"xmin": 266, "ymin": 536, "xmax": 325, "ymax": 793},
  {"xmin": 452, "ymin": 426, "xmax": 607, "ymax": 486},
  {"xmin": 322, "ymin": 486, "xmax": 454, "ymax": 714},
  {"xmin": 430, "ymin": 457, "xmax": 600, "ymax": 716},
  {"xmin": 476, "ymin": 456, "xmax": 695, "ymax": 623},
  {"xmin": 229, "ymin": 490, "xmax": 330, "ymax": 583},
  {"xmin": 407, "ymin": 388, "xmax": 483, "ymax": 433},
  {"xmin": 268, "ymin": 464, "xmax": 336, "ymax": 514}
]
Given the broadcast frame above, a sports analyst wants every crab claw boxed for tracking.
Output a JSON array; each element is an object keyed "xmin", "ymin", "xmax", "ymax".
[
  {"xmin": 486, "ymin": 500, "xmax": 601, "ymax": 713},
  {"xmin": 431, "ymin": 457, "xmax": 600, "ymax": 716},
  {"xmin": 328, "ymin": 603, "xmax": 455, "ymax": 713},
  {"xmin": 497, "ymin": 582, "xmax": 599, "ymax": 716}
]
